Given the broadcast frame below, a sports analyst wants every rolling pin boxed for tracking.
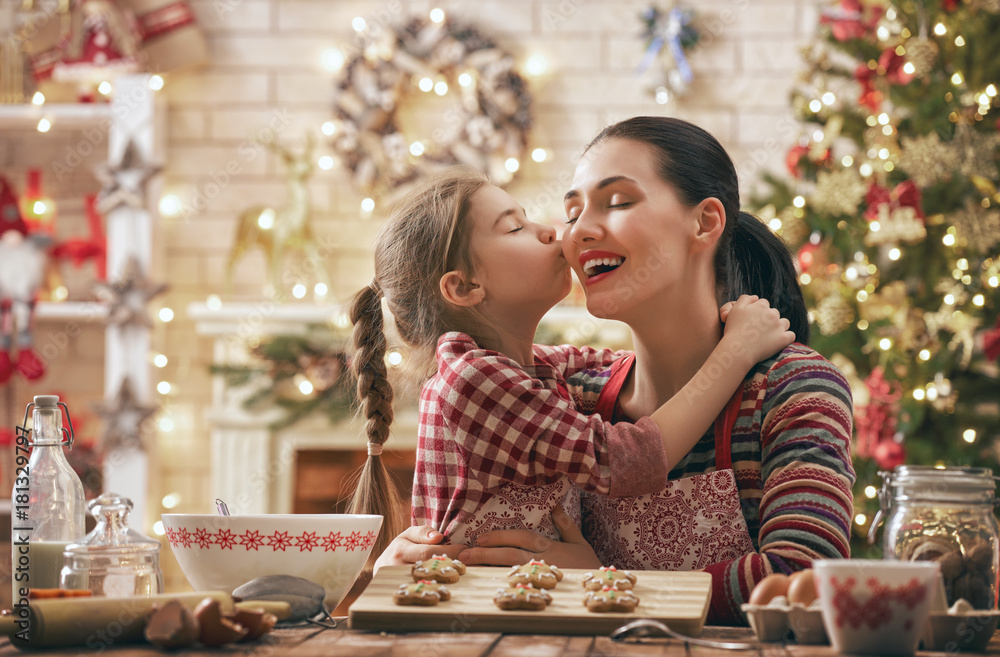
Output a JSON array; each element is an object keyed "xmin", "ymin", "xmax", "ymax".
[{"xmin": 0, "ymin": 593, "xmax": 290, "ymax": 650}]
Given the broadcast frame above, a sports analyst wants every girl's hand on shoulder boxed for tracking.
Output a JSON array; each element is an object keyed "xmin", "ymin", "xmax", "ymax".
[
  {"xmin": 373, "ymin": 525, "xmax": 466, "ymax": 575},
  {"xmin": 720, "ymin": 295, "xmax": 795, "ymax": 366},
  {"xmin": 456, "ymin": 506, "xmax": 602, "ymax": 569}
]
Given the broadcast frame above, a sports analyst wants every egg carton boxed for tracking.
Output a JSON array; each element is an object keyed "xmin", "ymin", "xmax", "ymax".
[
  {"xmin": 921, "ymin": 599, "xmax": 1000, "ymax": 653},
  {"xmin": 740, "ymin": 596, "xmax": 828, "ymax": 644}
]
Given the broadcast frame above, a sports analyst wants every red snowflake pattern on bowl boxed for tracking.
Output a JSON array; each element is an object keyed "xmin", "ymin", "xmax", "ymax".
[
  {"xmin": 828, "ymin": 575, "xmax": 929, "ymax": 630},
  {"xmin": 167, "ymin": 527, "xmax": 379, "ymax": 554}
]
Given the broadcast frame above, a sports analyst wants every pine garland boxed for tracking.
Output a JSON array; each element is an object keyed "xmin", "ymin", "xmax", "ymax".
[{"xmin": 210, "ymin": 332, "xmax": 355, "ymax": 431}]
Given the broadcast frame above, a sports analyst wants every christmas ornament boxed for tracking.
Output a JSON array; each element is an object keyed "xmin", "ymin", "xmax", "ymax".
[
  {"xmin": 984, "ymin": 316, "xmax": 1000, "ymax": 362},
  {"xmin": 92, "ymin": 256, "xmax": 168, "ymax": 328},
  {"xmin": 854, "ymin": 366, "xmax": 902, "ymax": 459},
  {"xmin": 329, "ymin": 13, "xmax": 533, "ymax": 198},
  {"xmin": 52, "ymin": 0, "xmax": 142, "ymax": 100},
  {"xmin": 905, "ymin": 37, "xmax": 938, "ymax": 78},
  {"xmin": 864, "ymin": 181, "xmax": 926, "ymax": 246},
  {"xmin": 950, "ymin": 197, "xmax": 1000, "ymax": 251},
  {"xmin": 226, "ymin": 135, "xmax": 330, "ymax": 298},
  {"xmin": 125, "ymin": 0, "xmax": 210, "ymax": 74},
  {"xmin": 19, "ymin": 169, "xmax": 57, "ymax": 235},
  {"xmin": 814, "ymin": 293, "xmax": 853, "ymax": 335},
  {"xmin": 812, "ymin": 167, "xmax": 868, "ymax": 216},
  {"xmin": 878, "ymin": 47, "xmax": 914, "ymax": 86},
  {"xmin": 820, "ymin": 0, "xmax": 883, "ymax": 41},
  {"xmin": 854, "ymin": 63, "xmax": 883, "ymax": 111},
  {"xmin": 94, "ymin": 139, "xmax": 162, "ymax": 214},
  {"xmin": 874, "ymin": 438, "xmax": 906, "ymax": 470},
  {"xmin": 51, "ymin": 195, "xmax": 108, "ymax": 281},
  {"xmin": 897, "ymin": 133, "xmax": 960, "ymax": 187},
  {"xmin": 0, "ymin": 210, "xmax": 49, "ymax": 384},
  {"xmin": 637, "ymin": 3, "xmax": 700, "ymax": 104},
  {"xmin": 950, "ymin": 123, "xmax": 1000, "ymax": 181},
  {"xmin": 92, "ymin": 376, "xmax": 157, "ymax": 451}
]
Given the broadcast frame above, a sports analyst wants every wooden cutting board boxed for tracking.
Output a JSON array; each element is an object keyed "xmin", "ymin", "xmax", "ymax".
[{"xmin": 349, "ymin": 565, "xmax": 712, "ymax": 636}]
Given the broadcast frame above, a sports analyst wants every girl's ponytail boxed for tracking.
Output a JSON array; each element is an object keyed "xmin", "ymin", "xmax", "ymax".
[
  {"xmin": 347, "ymin": 282, "xmax": 405, "ymax": 562},
  {"xmin": 723, "ymin": 211, "xmax": 810, "ymax": 345}
]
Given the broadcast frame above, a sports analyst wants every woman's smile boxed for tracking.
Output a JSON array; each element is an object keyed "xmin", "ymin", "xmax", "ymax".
[{"xmin": 579, "ymin": 249, "xmax": 626, "ymax": 285}]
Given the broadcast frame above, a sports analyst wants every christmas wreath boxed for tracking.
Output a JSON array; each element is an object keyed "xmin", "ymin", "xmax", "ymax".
[{"xmin": 329, "ymin": 14, "xmax": 533, "ymax": 199}]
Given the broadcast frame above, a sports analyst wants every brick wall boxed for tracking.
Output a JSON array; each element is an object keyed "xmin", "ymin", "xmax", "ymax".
[{"xmin": 142, "ymin": 0, "xmax": 824, "ymax": 588}]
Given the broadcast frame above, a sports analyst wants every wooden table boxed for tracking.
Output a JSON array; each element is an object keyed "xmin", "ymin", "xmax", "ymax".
[{"xmin": 2, "ymin": 623, "xmax": 999, "ymax": 656}]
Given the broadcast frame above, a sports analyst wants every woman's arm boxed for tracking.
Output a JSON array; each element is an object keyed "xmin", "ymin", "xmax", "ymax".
[{"xmin": 702, "ymin": 349, "xmax": 855, "ymax": 625}]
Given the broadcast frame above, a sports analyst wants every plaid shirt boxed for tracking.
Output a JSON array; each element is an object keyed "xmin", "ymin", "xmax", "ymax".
[{"xmin": 412, "ymin": 332, "xmax": 667, "ymax": 539}]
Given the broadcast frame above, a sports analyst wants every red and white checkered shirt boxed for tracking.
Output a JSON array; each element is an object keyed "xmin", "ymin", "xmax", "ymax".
[{"xmin": 411, "ymin": 332, "xmax": 668, "ymax": 544}]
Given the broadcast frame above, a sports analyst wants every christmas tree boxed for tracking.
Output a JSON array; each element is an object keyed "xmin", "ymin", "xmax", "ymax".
[{"xmin": 751, "ymin": 0, "xmax": 1000, "ymax": 552}]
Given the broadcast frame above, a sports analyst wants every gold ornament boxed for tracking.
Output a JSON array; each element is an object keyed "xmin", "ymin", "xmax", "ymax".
[
  {"xmin": 814, "ymin": 293, "xmax": 853, "ymax": 336},
  {"xmin": 950, "ymin": 124, "xmax": 1000, "ymax": 180},
  {"xmin": 226, "ymin": 135, "xmax": 331, "ymax": 299},
  {"xmin": 950, "ymin": 197, "xmax": 1000, "ymax": 251},
  {"xmin": 905, "ymin": 37, "xmax": 938, "ymax": 78},
  {"xmin": 812, "ymin": 167, "xmax": 868, "ymax": 216},
  {"xmin": 897, "ymin": 133, "xmax": 960, "ymax": 187}
]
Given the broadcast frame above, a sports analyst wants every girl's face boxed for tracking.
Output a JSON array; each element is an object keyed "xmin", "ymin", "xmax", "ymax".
[
  {"xmin": 465, "ymin": 184, "xmax": 572, "ymax": 319},
  {"xmin": 562, "ymin": 138, "xmax": 702, "ymax": 319}
]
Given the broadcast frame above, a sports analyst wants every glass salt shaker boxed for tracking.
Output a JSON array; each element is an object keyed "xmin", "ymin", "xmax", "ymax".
[
  {"xmin": 870, "ymin": 465, "xmax": 1000, "ymax": 610},
  {"xmin": 60, "ymin": 493, "xmax": 164, "ymax": 597},
  {"xmin": 11, "ymin": 395, "xmax": 86, "ymax": 602}
]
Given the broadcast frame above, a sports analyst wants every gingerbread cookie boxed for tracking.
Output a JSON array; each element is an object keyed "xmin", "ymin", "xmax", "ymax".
[
  {"xmin": 583, "ymin": 583, "xmax": 640, "ymax": 613},
  {"xmin": 507, "ymin": 559, "xmax": 563, "ymax": 589},
  {"xmin": 412, "ymin": 555, "xmax": 466, "ymax": 584},
  {"xmin": 494, "ymin": 583, "xmax": 553, "ymax": 611},
  {"xmin": 581, "ymin": 565, "xmax": 637, "ymax": 591},
  {"xmin": 393, "ymin": 580, "xmax": 451, "ymax": 606}
]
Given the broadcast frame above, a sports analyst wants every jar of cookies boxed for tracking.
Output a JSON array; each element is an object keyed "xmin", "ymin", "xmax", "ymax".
[{"xmin": 870, "ymin": 465, "xmax": 999, "ymax": 610}]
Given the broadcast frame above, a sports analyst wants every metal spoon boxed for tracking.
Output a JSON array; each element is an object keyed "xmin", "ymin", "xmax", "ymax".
[
  {"xmin": 611, "ymin": 618, "xmax": 758, "ymax": 650},
  {"xmin": 215, "ymin": 498, "xmax": 231, "ymax": 516}
]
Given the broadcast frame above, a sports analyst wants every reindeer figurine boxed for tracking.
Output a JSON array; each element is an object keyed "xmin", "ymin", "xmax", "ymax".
[{"xmin": 226, "ymin": 134, "xmax": 331, "ymax": 299}]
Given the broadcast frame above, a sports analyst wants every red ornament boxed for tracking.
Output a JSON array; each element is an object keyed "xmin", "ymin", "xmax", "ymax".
[
  {"xmin": 51, "ymin": 195, "xmax": 107, "ymax": 280},
  {"xmin": 864, "ymin": 180, "xmax": 924, "ymax": 222},
  {"xmin": 786, "ymin": 144, "xmax": 810, "ymax": 178},
  {"xmin": 797, "ymin": 243, "xmax": 821, "ymax": 273},
  {"xmin": 854, "ymin": 366, "xmax": 901, "ymax": 458},
  {"xmin": 874, "ymin": 439, "xmax": 906, "ymax": 470},
  {"xmin": 878, "ymin": 48, "xmax": 915, "ymax": 86},
  {"xmin": 984, "ymin": 315, "xmax": 1000, "ymax": 362},
  {"xmin": 854, "ymin": 64, "xmax": 883, "ymax": 111},
  {"xmin": 820, "ymin": 0, "xmax": 884, "ymax": 42}
]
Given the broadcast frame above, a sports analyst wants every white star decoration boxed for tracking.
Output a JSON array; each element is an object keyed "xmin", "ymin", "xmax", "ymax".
[
  {"xmin": 92, "ymin": 377, "xmax": 158, "ymax": 452},
  {"xmin": 92, "ymin": 257, "xmax": 169, "ymax": 328},
  {"xmin": 93, "ymin": 140, "xmax": 162, "ymax": 214}
]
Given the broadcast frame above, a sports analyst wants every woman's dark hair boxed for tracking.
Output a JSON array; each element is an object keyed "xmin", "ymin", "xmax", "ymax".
[{"xmin": 586, "ymin": 116, "xmax": 810, "ymax": 344}]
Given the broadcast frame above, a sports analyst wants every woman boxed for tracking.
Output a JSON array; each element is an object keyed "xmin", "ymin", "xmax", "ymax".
[{"xmin": 377, "ymin": 117, "xmax": 855, "ymax": 625}]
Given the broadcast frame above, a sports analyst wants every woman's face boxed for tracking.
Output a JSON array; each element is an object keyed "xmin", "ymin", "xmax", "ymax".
[
  {"xmin": 465, "ymin": 184, "xmax": 572, "ymax": 318},
  {"xmin": 562, "ymin": 138, "xmax": 701, "ymax": 319}
]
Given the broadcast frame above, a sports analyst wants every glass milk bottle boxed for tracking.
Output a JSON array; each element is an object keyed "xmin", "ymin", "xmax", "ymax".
[{"xmin": 11, "ymin": 395, "xmax": 86, "ymax": 602}]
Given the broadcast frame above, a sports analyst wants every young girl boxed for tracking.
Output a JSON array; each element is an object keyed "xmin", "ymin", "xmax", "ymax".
[{"xmin": 348, "ymin": 167, "xmax": 794, "ymax": 557}]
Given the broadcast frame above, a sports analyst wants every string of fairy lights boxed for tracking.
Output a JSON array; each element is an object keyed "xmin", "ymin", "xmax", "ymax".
[{"xmin": 761, "ymin": 6, "xmax": 1000, "ymax": 531}]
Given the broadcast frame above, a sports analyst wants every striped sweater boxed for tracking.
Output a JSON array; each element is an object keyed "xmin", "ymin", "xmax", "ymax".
[{"xmin": 568, "ymin": 343, "xmax": 856, "ymax": 625}]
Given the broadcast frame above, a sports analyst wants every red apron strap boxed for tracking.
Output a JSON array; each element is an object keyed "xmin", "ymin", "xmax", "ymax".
[
  {"xmin": 713, "ymin": 389, "xmax": 742, "ymax": 472},
  {"xmin": 594, "ymin": 354, "xmax": 635, "ymax": 420}
]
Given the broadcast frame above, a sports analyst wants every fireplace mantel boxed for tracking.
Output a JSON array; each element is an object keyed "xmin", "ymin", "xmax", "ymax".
[{"xmin": 189, "ymin": 301, "xmax": 625, "ymax": 514}]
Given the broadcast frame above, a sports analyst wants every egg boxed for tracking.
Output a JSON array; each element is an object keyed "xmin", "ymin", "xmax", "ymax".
[
  {"xmin": 748, "ymin": 573, "xmax": 790, "ymax": 605},
  {"xmin": 787, "ymin": 569, "xmax": 818, "ymax": 605}
]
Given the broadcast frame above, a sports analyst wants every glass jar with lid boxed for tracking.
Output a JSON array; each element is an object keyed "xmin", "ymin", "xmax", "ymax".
[
  {"xmin": 870, "ymin": 465, "xmax": 999, "ymax": 610},
  {"xmin": 60, "ymin": 493, "xmax": 164, "ymax": 597}
]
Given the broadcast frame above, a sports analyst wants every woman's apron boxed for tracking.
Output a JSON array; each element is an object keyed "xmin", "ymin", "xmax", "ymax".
[{"xmin": 581, "ymin": 354, "xmax": 755, "ymax": 570}]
